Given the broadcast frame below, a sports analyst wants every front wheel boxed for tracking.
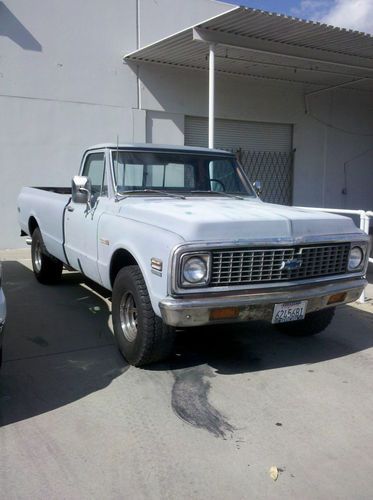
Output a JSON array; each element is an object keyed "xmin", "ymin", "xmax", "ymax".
[
  {"xmin": 112, "ymin": 265, "xmax": 175, "ymax": 366},
  {"xmin": 31, "ymin": 228, "xmax": 63, "ymax": 284},
  {"xmin": 275, "ymin": 307, "xmax": 335, "ymax": 337}
]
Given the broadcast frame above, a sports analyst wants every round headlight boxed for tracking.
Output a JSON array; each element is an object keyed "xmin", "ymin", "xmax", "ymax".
[
  {"xmin": 348, "ymin": 246, "xmax": 363, "ymax": 270},
  {"xmin": 183, "ymin": 257, "xmax": 207, "ymax": 283}
]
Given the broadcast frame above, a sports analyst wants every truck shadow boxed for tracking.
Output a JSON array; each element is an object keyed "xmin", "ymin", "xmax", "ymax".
[
  {"xmin": 0, "ymin": 261, "xmax": 126, "ymax": 427},
  {"xmin": 167, "ymin": 265, "xmax": 373, "ymax": 374},
  {"xmin": 1, "ymin": 260, "xmax": 372, "ymax": 432},
  {"xmin": 169, "ymin": 303, "xmax": 373, "ymax": 375},
  {"xmin": 162, "ymin": 300, "xmax": 373, "ymax": 438}
]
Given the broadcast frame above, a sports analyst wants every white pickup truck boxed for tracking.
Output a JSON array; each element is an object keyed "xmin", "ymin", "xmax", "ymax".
[{"xmin": 18, "ymin": 144, "xmax": 369, "ymax": 366}]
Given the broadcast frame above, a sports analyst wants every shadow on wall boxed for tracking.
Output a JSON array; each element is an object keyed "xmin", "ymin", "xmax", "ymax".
[{"xmin": 0, "ymin": 1, "xmax": 42, "ymax": 51}]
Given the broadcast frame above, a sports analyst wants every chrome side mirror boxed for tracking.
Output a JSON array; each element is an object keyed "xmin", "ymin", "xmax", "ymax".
[
  {"xmin": 253, "ymin": 180, "xmax": 262, "ymax": 196},
  {"xmin": 72, "ymin": 176, "xmax": 92, "ymax": 209}
]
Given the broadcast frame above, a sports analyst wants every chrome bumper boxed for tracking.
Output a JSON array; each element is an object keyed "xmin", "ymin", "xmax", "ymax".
[{"xmin": 159, "ymin": 277, "xmax": 366, "ymax": 327}]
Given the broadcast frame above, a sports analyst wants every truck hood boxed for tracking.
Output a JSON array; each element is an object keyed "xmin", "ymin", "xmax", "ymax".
[{"xmin": 117, "ymin": 197, "xmax": 360, "ymax": 243}]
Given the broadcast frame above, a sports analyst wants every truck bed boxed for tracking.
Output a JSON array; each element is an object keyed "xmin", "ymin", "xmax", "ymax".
[
  {"xmin": 18, "ymin": 186, "xmax": 72, "ymax": 264},
  {"xmin": 33, "ymin": 187, "xmax": 72, "ymax": 195}
]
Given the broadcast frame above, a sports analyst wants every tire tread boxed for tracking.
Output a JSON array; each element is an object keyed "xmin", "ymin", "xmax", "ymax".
[
  {"xmin": 113, "ymin": 265, "xmax": 174, "ymax": 366},
  {"xmin": 31, "ymin": 228, "xmax": 63, "ymax": 285}
]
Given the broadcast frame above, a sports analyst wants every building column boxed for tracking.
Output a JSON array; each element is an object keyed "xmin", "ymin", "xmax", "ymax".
[{"xmin": 208, "ymin": 44, "xmax": 216, "ymax": 149}]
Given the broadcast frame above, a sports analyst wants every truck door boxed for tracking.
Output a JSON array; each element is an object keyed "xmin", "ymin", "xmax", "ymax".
[{"xmin": 64, "ymin": 151, "xmax": 108, "ymax": 283}]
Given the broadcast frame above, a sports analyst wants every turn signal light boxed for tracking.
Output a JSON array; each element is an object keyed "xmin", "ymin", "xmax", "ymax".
[
  {"xmin": 327, "ymin": 292, "xmax": 347, "ymax": 305},
  {"xmin": 210, "ymin": 307, "xmax": 240, "ymax": 321}
]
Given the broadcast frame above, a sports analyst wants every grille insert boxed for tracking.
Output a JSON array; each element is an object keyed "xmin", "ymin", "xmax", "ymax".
[{"xmin": 210, "ymin": 244, "xmax": 350, "ymax": 286}]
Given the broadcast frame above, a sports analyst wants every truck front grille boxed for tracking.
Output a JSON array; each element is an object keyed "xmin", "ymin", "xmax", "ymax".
[{"xmin": 210, "ymin": 243, "xmax": 350, "ymax": 286}]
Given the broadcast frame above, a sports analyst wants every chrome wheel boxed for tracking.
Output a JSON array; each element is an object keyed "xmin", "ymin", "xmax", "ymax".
[
  {"xmin": 34, "ymin": 239, "xmax": 42, "ymax": 273},
  {"xmin": 119, "ymin": 292, "xmax": 138, "ymax": 342}
]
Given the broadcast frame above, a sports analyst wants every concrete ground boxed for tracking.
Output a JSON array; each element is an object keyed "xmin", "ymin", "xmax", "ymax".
[{"xmin": 0, "ymin": 249, "xmax": 373, "ymax": 500}]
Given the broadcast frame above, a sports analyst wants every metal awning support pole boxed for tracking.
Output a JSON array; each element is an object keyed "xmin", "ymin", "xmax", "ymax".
[{"xmin": 208, "ymin": 44, "xmax": 215, "ymax": 149}]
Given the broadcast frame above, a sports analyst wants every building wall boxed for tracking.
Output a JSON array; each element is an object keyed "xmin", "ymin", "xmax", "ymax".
[
  {"xmin": 139, "ymin": 0, "xmax": 233, "ymax": 47},
  {"xmin": 1, "ymin": 0, "xmax": 372, "ymax": 249},
  {"xmin": 0, "ymin": 0, "xmax": 233, "ymax": 248},
  {"xmin": 139, "ymin": 64, "xmax": 373, "ymax": 211}
]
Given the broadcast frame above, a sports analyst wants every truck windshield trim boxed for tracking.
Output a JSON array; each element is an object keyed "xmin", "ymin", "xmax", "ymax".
[{"xmin": 111, "ymin": 150, "xmax": 255, "ymax": 197}]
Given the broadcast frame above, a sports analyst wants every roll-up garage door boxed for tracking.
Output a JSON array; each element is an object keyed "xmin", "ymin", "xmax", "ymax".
[{"xmin": 185, "ymin": 116, "xmax": 294, "ymax": 205}]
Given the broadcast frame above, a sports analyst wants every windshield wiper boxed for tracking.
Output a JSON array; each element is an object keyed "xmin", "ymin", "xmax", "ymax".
[
  {"xmin": 190, "ymin": 190, "xmax": 244, "ymax": 200},
  {"xmin": 116, "ymin": 189, "xmax": 186, "ymax": 200}
]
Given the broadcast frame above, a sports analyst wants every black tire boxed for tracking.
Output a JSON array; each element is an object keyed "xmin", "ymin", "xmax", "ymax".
[
  {"xmin": 275, "ymin": 307, "xmax": 335, "ymax": 337},
  {"xmin": 31, "ymin": 227, "xmax": 63, "ymax": 284},
  {"xmin": 112, "ymin": 265, "xmax": 175, "ymax": 367}
]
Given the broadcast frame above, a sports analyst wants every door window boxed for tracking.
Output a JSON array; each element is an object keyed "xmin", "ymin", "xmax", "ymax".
[{"xmin": 82, "ymin": 153, "xmax": 107, "ymax": 198}]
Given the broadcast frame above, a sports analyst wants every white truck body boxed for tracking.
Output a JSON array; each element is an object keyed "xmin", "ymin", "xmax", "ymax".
[
  {"xmin": 18, "ymin": 144, "xmax": 369, "ymax": 330},
  {"xmin": 0, "ymin": 263, "xmax": 6, "ymax": 365}
]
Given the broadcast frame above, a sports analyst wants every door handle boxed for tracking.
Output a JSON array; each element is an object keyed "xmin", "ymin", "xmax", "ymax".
[{"xmin": 67, "ymin": 206, "xmax": 74, "ymax": 212}]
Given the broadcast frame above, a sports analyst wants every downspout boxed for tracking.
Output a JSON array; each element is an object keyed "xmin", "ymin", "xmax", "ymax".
[
  {"xmin": 136, "ymin": 0, "xmax": 142, "ymax": 110},
  {"xmin": 208, "ymin": 44, "xmax": 216, "ymax": 149}
]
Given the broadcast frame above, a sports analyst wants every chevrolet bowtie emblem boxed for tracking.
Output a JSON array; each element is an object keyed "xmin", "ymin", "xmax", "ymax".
[{"xmin": 280, "ymin": 258, "xmax": 303, "ymax": 271}]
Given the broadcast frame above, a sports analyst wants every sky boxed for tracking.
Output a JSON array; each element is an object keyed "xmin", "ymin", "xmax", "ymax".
[{"xmin": 223, "ymin": 0, "xmax": 373, "ymax": 34}]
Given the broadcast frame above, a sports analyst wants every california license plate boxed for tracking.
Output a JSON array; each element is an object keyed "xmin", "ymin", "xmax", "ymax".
[{"xmin": 272, "ymin": 301, "xmax": 307, "ymax": 324}]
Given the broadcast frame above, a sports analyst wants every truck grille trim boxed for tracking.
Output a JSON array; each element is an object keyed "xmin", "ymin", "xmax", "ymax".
[{"xmin": 210, "ymin": 243, "xmax": 350, "ymax": 286}]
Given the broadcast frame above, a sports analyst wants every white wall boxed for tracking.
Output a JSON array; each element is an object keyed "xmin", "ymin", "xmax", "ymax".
[
  {"xmin": 146, "ymin": 111, "xmax": 185, "ymax": 145},
  {"xmin": 139, "ymin": 0, "xmax": 233, "ymax": 47},
  {"xmin": 1, "ymin": 0, "xmax": 372, "ymax": 249},
  {"xmin": 138, "ymin": 63, "xmax": 373, "ymax": 211},
  {"xmin": 0, "ymin": 0, "xmax": 233, "ymax": 248},
  {"xmin": 0, "ymin": 0, "xmax": 139, "ymax": 248}
]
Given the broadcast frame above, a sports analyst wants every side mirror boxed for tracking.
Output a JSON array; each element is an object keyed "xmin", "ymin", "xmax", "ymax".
[
  {"xmin": 253, "ymin": 180, "xmax": 262, "ymax": 196},
  {"xmin": 72, "ymin": 176, "xmax": 92, "ymax": 207}
]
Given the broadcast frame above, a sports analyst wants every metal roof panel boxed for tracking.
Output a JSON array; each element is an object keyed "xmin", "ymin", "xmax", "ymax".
[{"xmin": 124, "ymin": 6, "xmax": 373, "ymax": 91}]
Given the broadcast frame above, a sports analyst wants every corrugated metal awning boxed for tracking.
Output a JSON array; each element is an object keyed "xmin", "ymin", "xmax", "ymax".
[{"xmin": 124, "ymin": 6, "xmax": 373, "ymax": 91}]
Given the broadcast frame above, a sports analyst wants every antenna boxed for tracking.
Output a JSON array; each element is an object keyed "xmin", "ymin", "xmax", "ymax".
[
  {"xmin": 116, "ymin": 133, "xmax": 120, "ymax": 179},
  {"xmin": 114, "ymin": 134, "xmax": 120, "ymax": 202}
]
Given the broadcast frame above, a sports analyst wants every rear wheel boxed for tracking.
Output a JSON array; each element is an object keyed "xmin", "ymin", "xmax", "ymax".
[
  {"xmin": 275, "ymin": 307, "xmax": 335, "ymax": 337},
  {"xmin": 112, "ymin": 265, "xmax": 175, "ymax": 366},
  {"xmin": 31, "ymin": 228, "xmax": 63, "ymax": 284}
]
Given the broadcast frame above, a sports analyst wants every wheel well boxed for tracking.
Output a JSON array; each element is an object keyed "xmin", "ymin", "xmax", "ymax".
[
  {"xmin": 29, "ymin": 216, "xmax": 38, "ymax": 235},
  {"xmin": 110, "ymin": 249, "xmax": 138, "ymax": 287}
]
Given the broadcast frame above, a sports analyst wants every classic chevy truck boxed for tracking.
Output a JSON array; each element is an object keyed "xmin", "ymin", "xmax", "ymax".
[{"xmin": 18, "ymin": 144, "xmax": 369, "ymax": 366}]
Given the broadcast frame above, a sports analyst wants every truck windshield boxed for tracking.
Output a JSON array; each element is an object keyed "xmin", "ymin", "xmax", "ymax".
[{"xmin": 111, "ymin": 151, "xmax": 255, "ymax": 197}]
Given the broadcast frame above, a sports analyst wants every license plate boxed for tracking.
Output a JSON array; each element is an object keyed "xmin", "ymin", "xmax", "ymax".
[{"xmin": 272, "ymin": 301, "xmax": 307, "ymax": 324}]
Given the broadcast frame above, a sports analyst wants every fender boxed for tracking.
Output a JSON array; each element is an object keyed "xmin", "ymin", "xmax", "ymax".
[{"xmin": 97, "ymin": 213, "xmax": 184, "ymax": 316}]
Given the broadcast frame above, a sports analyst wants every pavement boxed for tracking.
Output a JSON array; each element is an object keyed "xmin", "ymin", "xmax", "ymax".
[{"xmin": 0, "ymin": 249, "xmax": 373, "ymax": 499}]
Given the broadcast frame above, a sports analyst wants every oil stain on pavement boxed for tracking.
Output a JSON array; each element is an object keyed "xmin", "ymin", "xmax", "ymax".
[{"xmin": 171, "ymin": 364, "xmax": 235, "ymax": 439}]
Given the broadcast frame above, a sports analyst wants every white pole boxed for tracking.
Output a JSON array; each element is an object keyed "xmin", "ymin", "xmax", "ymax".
[{"xmin": 208, "ymin": 44, "xmax": 215, "ymax": 149}]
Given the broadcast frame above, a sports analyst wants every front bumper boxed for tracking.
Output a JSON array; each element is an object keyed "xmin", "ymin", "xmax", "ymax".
[{"xmin": 159, "ymin": 277, "xmax": 366, "ymax": 327}]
